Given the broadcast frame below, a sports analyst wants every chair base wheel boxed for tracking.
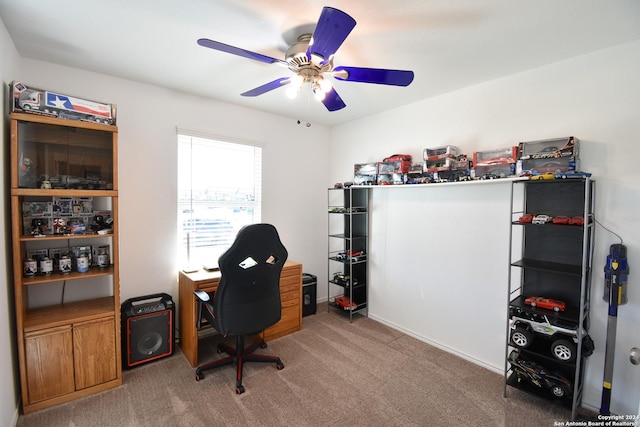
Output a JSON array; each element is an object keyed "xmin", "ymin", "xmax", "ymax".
[
  {"xmin": 276, "ymin": 360, "xmax": 284, "ymax": 370},
  {"xmin": 236, "ymin": 385, "xmax": 245, "ymax": 394},
  {"xmin": 195, "ymin": 370, "xmax": 204, "ymax": 381}
]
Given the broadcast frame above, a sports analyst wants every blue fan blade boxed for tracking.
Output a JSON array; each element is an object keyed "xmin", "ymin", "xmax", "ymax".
[
  {"xmin": 321, "ymin": 87, "xmax": 346, "ymax": 111},
  {"xmin": 307, "ymin": 7, "xmax": 356, "ymax": 64},
  {"xmin": 333, "ymin": 66, "xmax": 414, "ymax": 86},
  {"xmin": 241, "ymin": 78, "xmax": 290, "ymax": 97},
  {"xmin": 198, "ymin": 38, "xmax": 288, "ymax": 66}
]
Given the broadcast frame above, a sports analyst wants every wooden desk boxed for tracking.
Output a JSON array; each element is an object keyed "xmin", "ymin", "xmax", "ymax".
[{"xmin": 178, "ymin": 260, "xmax": 302, "ymax": 367}]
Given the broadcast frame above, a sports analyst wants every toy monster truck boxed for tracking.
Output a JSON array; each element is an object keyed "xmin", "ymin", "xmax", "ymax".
[{"xmin": 509, "ymin": 306, "xmax": 594, "ymax": 362}]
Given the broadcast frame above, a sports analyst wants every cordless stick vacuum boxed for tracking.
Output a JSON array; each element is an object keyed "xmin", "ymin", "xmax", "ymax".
[{"xmin": 600, "ymin": 244, "xmax": 629, "ymax": 415}]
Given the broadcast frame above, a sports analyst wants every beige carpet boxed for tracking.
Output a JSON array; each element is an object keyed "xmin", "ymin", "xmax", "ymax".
[{"xmin": 17, "ymin": 305, "xmax": 583, "ymax": 427}]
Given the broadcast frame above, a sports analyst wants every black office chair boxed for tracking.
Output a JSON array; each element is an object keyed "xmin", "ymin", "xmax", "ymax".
[{"xmin": 193, "ymin": 223, "xmax": 288, "ymax": 394}]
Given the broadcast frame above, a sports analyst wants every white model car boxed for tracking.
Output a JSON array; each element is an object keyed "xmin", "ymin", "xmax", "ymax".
[{"xmin": 532, "ymin": 214, "xmax": 552, "ymax": 224}]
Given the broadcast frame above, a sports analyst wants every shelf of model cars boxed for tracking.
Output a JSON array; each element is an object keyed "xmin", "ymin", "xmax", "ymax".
[
  {"xmin": 510, "ymin": 341, "xmax": 584, "ymax": 370},
  {"xmin": 11, "ymin": 111, "xmax": 116, "ymax": 132},
  {"xmin": 328, "ymin": 207, "xmax": 367, "ymax": 214},
  {"xmin": 352, "ymin": 176, "xmax": 529, "ymax": 189},
  {"xmin": 23, "ymin": 296, "xmax": 116, "ymax": 331},
  {"xmin": 328, "ymin": 280, "xmax": 366, "ymax": 290},
  {"xmin": 22, "ymin": 265, "xmax": 114, "ymax": 285},
  {"xmin": 511, "ymin": 259, "xmax": 584, "ymax": 276},
  {"xmin": 509, "ymin": 296, "xmax": 584, "ymax": 325},
  {"xmin": 19, "ymin": 232, "xmax": 113, "ymax": 242},
  {"xmin": 508, "ymin": 304, "xmax": 594, "ymax": 365},
  {"xmin": 506, "ymin": 351, "xmax": 576, "ymax": 403},
  {"xmin": 12, "ymin": 188, "xmax": 117, "ymax": 198},
  {"xmin": 329, "ymin": 255, "xmax": 367, "ymax": 265},
  {"xmin": 329, "ymin": 298, "xmax": 367, "ymax": 312},
  {"xmin": 511, "ymin": 220, "xmax": 591, "ymax": 228}
]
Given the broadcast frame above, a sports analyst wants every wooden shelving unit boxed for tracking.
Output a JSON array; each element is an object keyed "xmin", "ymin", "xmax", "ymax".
[{"xmin": 9, "ymin": 112, "xmax": 121, "ymax": 414}]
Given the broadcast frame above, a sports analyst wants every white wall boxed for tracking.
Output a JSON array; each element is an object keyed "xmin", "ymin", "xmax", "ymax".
[
  {"xmin": 330, "ymin": 40, "xmax": 640, "ymax": 415},
  {"xmin": 0, "ymin": 16, "xmax": 21, "ymax": 427}
]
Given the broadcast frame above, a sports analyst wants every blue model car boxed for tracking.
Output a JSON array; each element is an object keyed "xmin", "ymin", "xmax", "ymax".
[{"xmin": 555, "ymin": 171, "xmax": 592, "ymax": 179}]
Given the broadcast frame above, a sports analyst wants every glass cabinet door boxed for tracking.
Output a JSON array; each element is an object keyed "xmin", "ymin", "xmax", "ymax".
[{"xmin": 17, "ymin": 121, "xmax": 114, "ymax": 190}]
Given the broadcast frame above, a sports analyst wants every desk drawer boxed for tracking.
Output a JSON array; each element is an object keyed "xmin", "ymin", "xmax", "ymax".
[
  {"xmin": 264, "ymin": 304, "xmax": 300, "ymax": 340},
  {"xmin": 280, "ymin": 263, "xmax": 302, "ymax": 279},
  {"xmin": 196, "ymin": 279, "xmax": 219, "ymax": 292},
  {"xmin": 280, "ymin": 274, "xmax": 301, "ymax": 294},
  {"xmin": 281, "ymin": 289, "xmax": 299, "ymax": 306}
]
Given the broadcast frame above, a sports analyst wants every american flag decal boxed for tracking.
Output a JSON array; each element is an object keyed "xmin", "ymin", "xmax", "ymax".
[{"xmin": 45, "ymin": 92, "xmax": 112, "ymax": 118}]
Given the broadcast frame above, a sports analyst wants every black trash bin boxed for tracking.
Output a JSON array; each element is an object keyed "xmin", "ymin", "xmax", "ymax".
[{"xmin": 302, "ymin": 273, "xmax": 317, "ymax": 316}]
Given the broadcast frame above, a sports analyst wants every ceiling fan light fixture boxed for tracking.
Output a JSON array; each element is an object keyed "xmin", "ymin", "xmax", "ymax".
[
  {"xmin": 316, "ymin": 76, "xmax": 332, "ymax": 93},
  {"xmin": 312, "ymin": 85, "xmax": 325, "ymax": 101},
  {"xmin": 285, "ymin": 85, "xmax": 299, "ymax": 99},
  {"xmin": 286, "ymin": 74, "xmax": 305, "ymax": 99},
  {"xmin": 290, "ymin": 74, "xmax": 305, "ymax": 88},
  {"xmin": 197, "ymin": 6, "xmax": 413, "ymax": 113}
]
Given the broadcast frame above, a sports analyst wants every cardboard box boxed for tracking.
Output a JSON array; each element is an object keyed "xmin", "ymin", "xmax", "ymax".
[
  {"xmin": 53, "ymin": 197, "xmax": 74, "ymax": 216},
  {"xmin": 473, "ymin": 146, "xmax": 518, "ymax": 166},
  {"xmin": 518, "ymin": 156, "xmax": 577, "ymax": 174},
  {"xmin": 11, "ymin": 80, "xmax": 116, "ymax": 125},
  {"xmin": 378, "ymin": 160, "xmax": 411, "ymax": 174},
  {"xmin": 424, "ymin": 145, "xmax": 459, "ymax": 160},
  {"xmin": 354, "ymin": 163, "xmax": 378, "ymax": 185},
  {"xmin": 22, "ymin": 201, "xmax": 52, "ymax": 217},
  {"xmin": 519, "ymin": 136, "xmax": 578, "ymax": 160},
  {"xmin": 424, "ymin": 157, "xmax": 457, "ymax": 173},
  {"xmin": 474, "ymin": 163, "xmax": 516, "ymax": 178},
  {"xmin": 73, "ymin": 197, "xmax": 93, "ymax": 217},
  {"xmin": 377, "ymin": 173, "xmax": 405, "ymax": 185},
  {"xmin": 354, "ymin": 163, "xmax": 378, "ymax": 175}
]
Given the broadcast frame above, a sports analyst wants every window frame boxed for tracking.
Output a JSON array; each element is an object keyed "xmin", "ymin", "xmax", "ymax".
[{"xmin": 177, "ymin": 129, "xmax": 262, "ymax": 270}]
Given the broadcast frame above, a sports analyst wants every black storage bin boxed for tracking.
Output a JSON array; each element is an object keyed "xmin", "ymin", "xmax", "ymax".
[{"xmin": 302, "ymin": 273, "xmax": 317, "ymax": 316}]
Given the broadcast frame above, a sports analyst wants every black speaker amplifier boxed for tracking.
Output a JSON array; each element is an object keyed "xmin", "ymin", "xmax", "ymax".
[{"xmin": 121, "ymin": 293, "xmax": 174, "ymax": 369}]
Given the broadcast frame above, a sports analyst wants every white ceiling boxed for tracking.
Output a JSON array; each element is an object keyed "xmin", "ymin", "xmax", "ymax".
[{"xmin": 1, "ymin": 0, "xmax": 639, "ymax": 127}]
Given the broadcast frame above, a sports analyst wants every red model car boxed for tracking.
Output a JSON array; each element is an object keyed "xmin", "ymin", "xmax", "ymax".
[
  {"xmin": 552, "ymin": 216, "xmax": 570, "ymax": 224},
  {"xmin": 525, "ymin": 296, "xmax": 566, "ymax": 312},
  {"xmin": 518, "ymin": 214, "xmax": 535, "ymax": 223},
  {"xmin": 568, "ymin": 216, "xmax": 584, "ymax": 225}
]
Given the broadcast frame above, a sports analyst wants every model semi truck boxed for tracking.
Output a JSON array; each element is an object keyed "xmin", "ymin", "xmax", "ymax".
[{"xmin": 11, "ymin": 81, "xmax": 116, "ymax": 125}]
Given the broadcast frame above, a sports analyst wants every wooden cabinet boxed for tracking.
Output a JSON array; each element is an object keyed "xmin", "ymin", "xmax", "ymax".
[
  {"xmin": 9, "ymin": 113, "xmax": 121, "ymax": 413},
  {"xmin": 73, "ymin": 316, "xmax": 117, "ymax": 390},
  {"xmin": 24, "ymin": 325, "xmax": 75, "ymax": 403}
]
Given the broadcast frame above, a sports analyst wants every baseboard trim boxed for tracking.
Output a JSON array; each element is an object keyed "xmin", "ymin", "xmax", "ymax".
[{"xmin": 368, "ymin": 313, "xmax": 503, "ymax": 375}]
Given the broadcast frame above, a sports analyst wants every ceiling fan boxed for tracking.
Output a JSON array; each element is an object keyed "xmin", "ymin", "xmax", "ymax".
[{"xmin": 197, "ymin": 6, "xmax": 414, "ymax": 112}]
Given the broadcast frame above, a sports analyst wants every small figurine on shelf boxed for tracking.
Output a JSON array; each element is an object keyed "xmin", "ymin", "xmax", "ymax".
[
  {"xmin": 91, "ymin": 215, "xmax": 105, "ymax": 232},
  {"xmin": 53, "ymin": 218, "xmax": 66, "ymax": 235},
  {"xmin": 30, "ymin": 218, "xmax": 47, "ymax": 237},
  {"xmin": 19, "ymin": 155, "xmax": 32, "ymax": 176},
  {"xmin": 90, "ymin": 214, "xmax": 113, "ymax": 234},
  {"xmin": 19, "ymin": 154, "xmax": 37, "ymax": 188},
  {"xmin": 53, "ymin": 217, "xmax": 73, "ymax": 235}
]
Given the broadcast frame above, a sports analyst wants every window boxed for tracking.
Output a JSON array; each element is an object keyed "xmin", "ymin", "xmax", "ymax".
[{"xmin": 177, "ymin": 132, "xmax": 262, "ymax": 269}]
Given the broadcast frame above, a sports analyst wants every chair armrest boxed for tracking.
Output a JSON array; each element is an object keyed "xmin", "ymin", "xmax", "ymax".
[
  {"xmin": 194, "ymin": 290, "xmax": 214, "ymax": 329},
  {"xmin": 194, "ymin": 290, "xmax": 210, "ymax": 302}
]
